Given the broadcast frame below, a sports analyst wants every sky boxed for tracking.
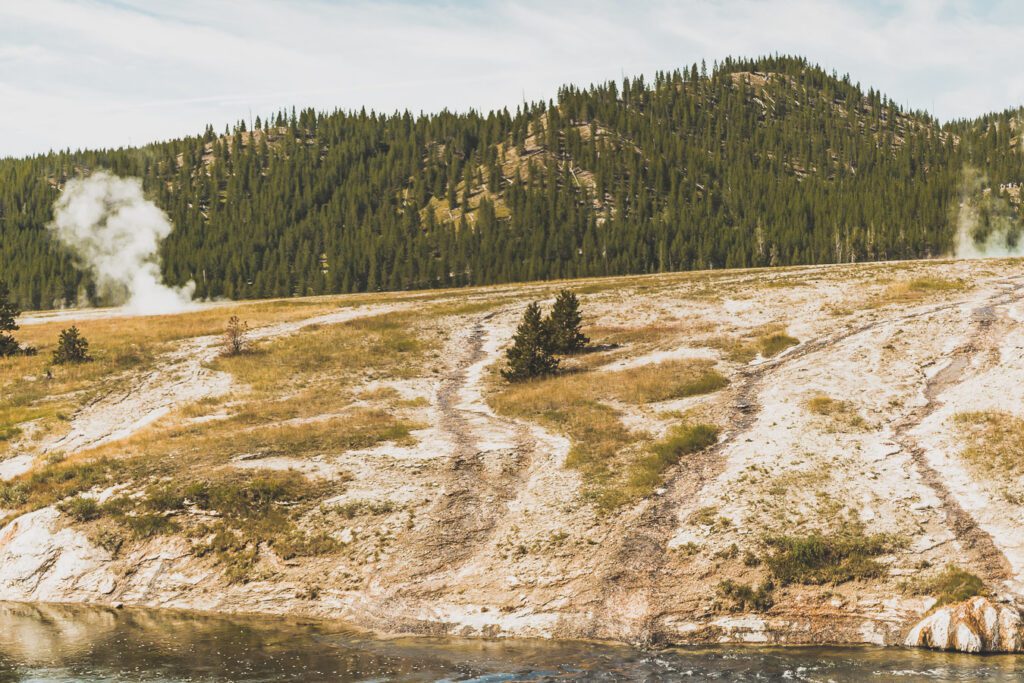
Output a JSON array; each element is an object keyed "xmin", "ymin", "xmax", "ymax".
[{"xmin": 2, "ymin": 0, "xmax": 1024, "ymax": 158}]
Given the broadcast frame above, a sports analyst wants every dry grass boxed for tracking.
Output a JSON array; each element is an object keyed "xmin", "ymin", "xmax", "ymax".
[
  {"xmin": 703, "ymin": 326, "xmax": 799, "ymax": 363},
  {"xmin": 806, "ymin": 395, "xmax": 868, "ymax": 431},
  {"xmin": 954, "ymin": 411, "xmax": 1024, "ymax": 482},
  {"xmin": 607, "ymin": 360, "xmax": 728, "ymax": 403},
  {"xmin": 491, "ymin": 360, "xmax": 727, "ymax": 509},
  {"xmin": 0, "ymin": 457, "xmax": 124, "ymax": 518},
  {"xmin": 81, "ymin": 409, "xmax": 419, "ymax": 472},
  {"xmin": 624, "ymin": 423, "xmax": 719, "ymax": 500},
  {"xmin": 870, "ymin": 277, "xmax": 970, "ymax": 308},
  {"xmin": 492, "ymin": 377, "xmax": 634, "ymax": 506},
  {"xmin": 758, "ymin": 332, "xmax": 800, "ymax": 358},
  {"xmin": 0, "ymin": 342, "xmax": 158, "ymax": 454},
  {"xmin": 703, "ymin": 336, "xmax": 759, "ymax": 364}
]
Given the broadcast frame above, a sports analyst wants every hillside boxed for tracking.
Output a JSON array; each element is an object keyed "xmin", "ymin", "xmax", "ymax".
[
  {"xmin": 2, "ymin": 259, "xmax": 1024, "ymax": 650},
  {"xmin": 2, "ymin": 55, "xmax": 1023, "ymax": 310}
]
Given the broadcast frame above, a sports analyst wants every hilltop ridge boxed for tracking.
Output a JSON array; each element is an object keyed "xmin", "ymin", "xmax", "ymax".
[{"xmin": 1, "ymin": 55, "xmax": 1023, "ymax": 309}]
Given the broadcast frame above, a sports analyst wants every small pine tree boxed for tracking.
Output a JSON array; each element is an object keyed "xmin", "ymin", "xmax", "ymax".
[
  {"xmin": 546, "ymin": 289, "xmax": 589, "ymax": 354},
  {"xmin": 224, "ymin": 316, "xmax": 249, "ymax": 355},
  {"xmin": 52, "ymin": 326, "xmax": 92, "ymax": 365},
  {"xmin": 0, "ymin": 281, "xmax": 29, "ymax": 357},
  {"xmin": 501, "ymin": 302, "xmax": 559, "ymax": 382}
]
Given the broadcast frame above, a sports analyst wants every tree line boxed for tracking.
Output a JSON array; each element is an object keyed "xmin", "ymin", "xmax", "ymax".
[{"xmin": 1, "ymin": 55, "xmax": 1022, "ymax": 310}]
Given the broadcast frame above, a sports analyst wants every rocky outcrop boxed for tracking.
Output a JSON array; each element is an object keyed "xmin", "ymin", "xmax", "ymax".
[
  {"xmin": 0, "ymin": 508, "xmax": 116, "ymax": 601},
  {"xmin": 905, "ymin": 597, "xmax": 1024, "ymax": 652}
]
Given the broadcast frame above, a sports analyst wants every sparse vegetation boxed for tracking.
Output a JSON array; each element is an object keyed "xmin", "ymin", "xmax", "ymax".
[
  {"xmin": 704, "ymin": 336, "xmax": 759, "ymax": 364},
  {"xmin": 758, "ymin": 332, "xmax": 799, "ymax": 358},
  {"xmin": 872, "ymin": 276, "xmax": 970, "ymax": 307},
  {"xmin": 58, "ymin": 495, "xmax": 101, "ymax": 521},
  {"xmin": 904, "ymin": 564, "xmax": 988, "ymax": 607},
  {"xmin": 907, "ymin": 277, "xmax": 968, "ymax": 292},
  {"xmin": 625, "ymin": 423, "xmax": 719, "ymax": 499},
  {"xmin": 223, "ymin": 316, "xmax": 250, "ymax": 356},
  {"xmin": 716, "ymin": 579, "xmax": 775, "ymax": 612},
  {"xmin": 763, "ymin": 524, "xmax": 897, "ymax": 585},
  {"xmin": 954, "ymin": 411, "xmax": 1024, "ymax": 481},
  {"xmin": 0, "ymin": 458, "xmax": 122, "ymax": 518},
  {"xmin": 806, "ymin": 395, "xmax": 867, "ymax": 431},
  {"xmin": 610, "ymin": 360, "xmax": 728, "ymax": 403},
  {"xmin": 493, "ymin": 356, "xmax": 728, "ymax": 509}
]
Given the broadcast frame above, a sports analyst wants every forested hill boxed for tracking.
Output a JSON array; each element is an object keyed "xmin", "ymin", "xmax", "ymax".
[{"xmin": 2, "ymin": 55, "xmax": 1023, "ymax": 309}]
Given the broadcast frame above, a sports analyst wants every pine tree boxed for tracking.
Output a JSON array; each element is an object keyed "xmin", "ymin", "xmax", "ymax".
[
  {"xmin": 0, "ymin": 281, "xmax": 24, "ymax": 357},
  {"xmin": 546, "ymin": 289, "xmax": 589, "ymax": 354},
  {"xmin": 501, "ymin": 302, "xmax": 559, "ymax": 382},
  {"xmin": 52, "ymin": 326, "xmax": 92, "ymax": 365}
]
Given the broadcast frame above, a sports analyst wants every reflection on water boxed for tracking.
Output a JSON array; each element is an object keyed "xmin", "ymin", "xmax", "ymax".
[{"xmin": 0, "ymin": 602, "xmax": 1022, "ymax": 682}]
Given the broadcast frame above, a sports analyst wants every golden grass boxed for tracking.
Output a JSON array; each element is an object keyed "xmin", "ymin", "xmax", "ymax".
[
  {"xmin": 607, "ymin": 360, "xmax": 729, "ymax": 403},
  {"xmin": 702, "ymin": 325, "xmax": 798, "ymax": 363},
  {"xmin": 491, "ymin": 360, "xmax": 727, "ymax": 509},
  {"xmin": 214, "ymin": 312, "xmax": 425, "ymax": 394},
  {"xmin": 79, "ymin": 409, "xmax": 419, "ymax": 473},
  {"xmin": 758, "ymin": 332, "xmax": 800, "ymax": 358},
  {"xmin": 806, "ymin": 395, "xmax": 868, "ymax": 431},
  {"xmin": 702, "ymin": 336, "xmax": 759, "ymax": 364},
  {"xmin": 954, "ymin": 411, "xmax": 1024, "ymax": 481},
  {"xmin": 869, "ymin": 277, "xmax": 970, "ymax": 308}
]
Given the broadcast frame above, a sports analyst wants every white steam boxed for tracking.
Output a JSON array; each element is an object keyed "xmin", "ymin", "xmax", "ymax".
[
  {"xmin": 952, "ymin": 166, "xmax": 1024, "ymax": 260},
  {"xmin": 48, "ymin": 172, "xmax": 196, "ymax": 315},
  {"xmin": 954, "ymin": 202, "xmax": 1015, "ymax": 259}
]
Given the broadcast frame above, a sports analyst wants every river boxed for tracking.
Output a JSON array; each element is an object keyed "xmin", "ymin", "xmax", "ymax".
[{"xmin": 0, "ymin": 602, "xmax": 1022, "ymax": 682}]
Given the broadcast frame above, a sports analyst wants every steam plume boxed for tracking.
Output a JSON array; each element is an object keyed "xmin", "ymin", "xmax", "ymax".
[
  {"xmin": 48, "ymin": 172, "xmax": 196, "ymax": 314},
  {"xmin": 952, "ymin": 165, "xmax": 1024, "ymax": 260}
]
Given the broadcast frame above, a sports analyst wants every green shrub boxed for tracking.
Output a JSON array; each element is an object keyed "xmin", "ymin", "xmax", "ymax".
[
  {"xmin": 908, "ymin": 565, "xmax": 987, "ymax": 607},
  {"xmin": 0, "ymin": 458, "xmax": 120, "ymax": 514},
  {"xmin": 185, "ymin": 471, "xmax": 306, "ymax": 517},
  {"xmin": 717, "ymin": 579, "xmax": 775, "ymax": 612},
  {"xmin": 195, "ymin": 524, "xmax": 259, "ymax": 584},
  {"xmin": 124, "ymin": 513, "xmax": 178, "ymax": 538},
  {"xmin": 145, "ymin": 485, "xmax": 187, "ymax": 512},
  {"xmin": 58, "ymin": 495, "xmax": 101, "ymax": 521},
  {"xmin": 764, "ymin": 526, "xmax": 895, "ymax": 585}
]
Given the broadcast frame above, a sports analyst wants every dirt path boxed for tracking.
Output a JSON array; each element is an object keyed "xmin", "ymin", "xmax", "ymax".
[
  {"xmin": 889, "ymin": 288, "xmax": 1024, "ymax": 586},
  {"xmin": 590, "ymin": 278, "xmax": 1024, "ymax": 643},
  {"xmin": 391, "ymin": 311, "xmax": 536, "ymax": 581}
]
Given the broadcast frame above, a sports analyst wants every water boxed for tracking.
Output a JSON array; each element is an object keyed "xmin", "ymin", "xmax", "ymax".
[{"xmin": 1, "ymin": 602, "xmax": 1022, "ymax": 682}]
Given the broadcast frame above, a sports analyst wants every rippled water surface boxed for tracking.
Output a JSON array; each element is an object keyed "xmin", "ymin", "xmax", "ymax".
[{"xmin": 1, "ymin": 603, "xmax": 1022, "ymax": 682}]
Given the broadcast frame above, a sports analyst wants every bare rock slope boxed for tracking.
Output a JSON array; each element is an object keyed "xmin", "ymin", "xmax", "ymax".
[{"xmin": 3, "ymin": 259, "xmax": 1024, "ymax": 652}]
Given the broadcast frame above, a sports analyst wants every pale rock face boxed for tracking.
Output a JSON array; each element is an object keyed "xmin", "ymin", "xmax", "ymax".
[
  {"xmin": 905, "ymin": 597, "xmax": 1024, "ymax": 652},
  {"xmin": 0, "ymin": 508, "xmax": 116, "ymax": 602}
]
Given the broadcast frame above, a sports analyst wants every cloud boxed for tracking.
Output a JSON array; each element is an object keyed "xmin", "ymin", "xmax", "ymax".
[{"xmin": 1, "ymin": 0, "xmax": 1023, "ymax": 157}]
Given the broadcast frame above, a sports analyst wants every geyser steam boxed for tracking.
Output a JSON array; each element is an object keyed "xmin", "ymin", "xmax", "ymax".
[{"xmin": 48, "ymin": 171, "xmax": 196, "ymax": 314}]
